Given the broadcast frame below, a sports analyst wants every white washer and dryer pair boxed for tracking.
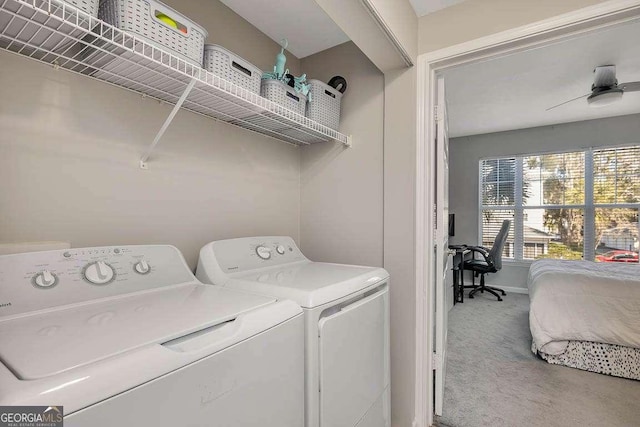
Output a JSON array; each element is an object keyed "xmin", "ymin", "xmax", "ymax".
[
  {"xmin": 196, "ymin": 236, "xmax": 390, "ymax": 427},
  {"xmin": 0, "ymin": 245, "xmax": 304, "ymax": 426}
]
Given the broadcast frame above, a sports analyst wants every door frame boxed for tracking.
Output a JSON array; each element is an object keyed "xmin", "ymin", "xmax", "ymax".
[{"xmin": 414, "ymin": 1, "xmax": 640, "ymax": 426}]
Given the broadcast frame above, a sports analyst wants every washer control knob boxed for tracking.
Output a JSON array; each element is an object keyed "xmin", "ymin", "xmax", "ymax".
[
  {"xmin": 134, "ymin": 260, "xmax": 150, "ymax": 274},
  {"xmin": 84, "ymin": 261, "xmax": 115, "ymax": 285},
  {"xmin": 34, "ymin": 270, "xmax": 57, "ymax": 288},
  {"xmin": 255, "ymin": 245, "xmax": 272, "ymax": 260},
  {"xmin": 276, "ymin": 245, "xmax": 286, "ymax": 255}
]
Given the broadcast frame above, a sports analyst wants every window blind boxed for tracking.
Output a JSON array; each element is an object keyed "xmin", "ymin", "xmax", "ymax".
[
  {"xmin": 523, "ymin": 152, "xmax": 584, "ymax": 206},
  {"xmin": 593, "ymin": 146, "xmax": 640, "ymax": 204},
  {"xmin": 479, "ymin": 145, "xmax": 640, "ymax": 262},
  {"xmin": 481, "ymin": 158, "xmax": 516, "ymax": 206}
]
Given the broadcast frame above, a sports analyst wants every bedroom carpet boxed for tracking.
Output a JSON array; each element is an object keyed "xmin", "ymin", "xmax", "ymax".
[{"xmin": 438, "ymin": 292, "xmax": 640, "ymax": 427}]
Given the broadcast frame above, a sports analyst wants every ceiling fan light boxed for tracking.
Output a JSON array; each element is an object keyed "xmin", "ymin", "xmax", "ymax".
[{"xmin": 587, "ymin": 89, "xmax": 623, "ymax": 107}]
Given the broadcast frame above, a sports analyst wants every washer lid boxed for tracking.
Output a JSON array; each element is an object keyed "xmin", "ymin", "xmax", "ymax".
[
  {"xmin": 0, "ymin": 283, "xmax": 276, "ymax": 380},
  {"xmin": 228, "ymin": 262, "xmax": 389, "ymax": 308}
]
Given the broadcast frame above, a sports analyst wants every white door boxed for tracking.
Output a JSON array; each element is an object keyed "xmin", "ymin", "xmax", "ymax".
[{"xmin": 434, "ymin": 75, "xmax": 450, "ymax": 417}]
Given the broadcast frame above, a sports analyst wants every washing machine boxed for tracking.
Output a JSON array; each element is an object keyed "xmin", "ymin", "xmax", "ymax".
[
  {"xmin": 0, "ymin": 245, "xmax": 304, "ymax": 426},
  {"xmin": 196, "ymin": 236, "xmax": 390, "ymax": 427}
]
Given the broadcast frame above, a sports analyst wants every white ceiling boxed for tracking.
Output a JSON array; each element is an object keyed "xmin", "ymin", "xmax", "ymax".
[
  {"xmin": 442, "ymin": 18, "xmax": 640, "ymax": 138},
  {"xmin": 409, "ymin": 0, "xmax": 467, "ymax": 17},
  {"xmin": 219, "ymin": 0, "xmax": 349, "ymax": 58}
]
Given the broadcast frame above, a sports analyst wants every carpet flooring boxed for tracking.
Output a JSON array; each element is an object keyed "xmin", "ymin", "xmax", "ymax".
[{"xmin": 438, "ymin": 292, "xmax": 640, "ymax": 427}]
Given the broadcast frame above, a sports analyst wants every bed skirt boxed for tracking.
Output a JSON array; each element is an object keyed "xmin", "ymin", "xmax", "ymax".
[{"xmin": 532, "ymin": 340, "xmax": 640, "ymax": 381}]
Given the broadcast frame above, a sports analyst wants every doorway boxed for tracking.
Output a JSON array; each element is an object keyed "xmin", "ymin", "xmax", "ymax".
[{"xmin": 415, "ymin": 2, "xmax": 640, "ymax": 426}]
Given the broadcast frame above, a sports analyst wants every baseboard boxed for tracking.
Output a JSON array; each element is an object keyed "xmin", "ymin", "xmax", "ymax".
[{"xmin": 484, "ymin": 284, "xmax": 529, "ymax": 295}]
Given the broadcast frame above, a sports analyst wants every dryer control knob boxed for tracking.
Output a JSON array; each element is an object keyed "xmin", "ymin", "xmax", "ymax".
[
  {"xmin": 84, "ymin": 261, "xmax": 115, "ymax": 285},
  {"xmin": 276, "ymin": 245, "xmax": 286, "ymax": 255},
  {"xmin": 255, "ymin": 246, "xmax": 272, "ymax": 260},
  {"xmin": 134, "ymin": 260, "xmax": 150, "ymax": 274},
  {"xmin": 33, "ymin": 270, "xmax": 57, "ymax": 288}
]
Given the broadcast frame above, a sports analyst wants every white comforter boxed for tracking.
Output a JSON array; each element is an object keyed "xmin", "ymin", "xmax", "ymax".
[{"xmin": 528, "ymin": 259, "xmax": 640, "ymax": 355}]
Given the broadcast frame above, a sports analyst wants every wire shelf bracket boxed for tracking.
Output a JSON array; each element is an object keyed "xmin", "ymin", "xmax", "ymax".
[
  {"xmin": 139, "ymin": 78, "xmax": 196, "ymax": 169},
  {"xmin": 0, "ymin": 0, "xmax": 352, "ymax": 168}
]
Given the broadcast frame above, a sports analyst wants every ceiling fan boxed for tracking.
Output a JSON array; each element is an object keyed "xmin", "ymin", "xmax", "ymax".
[{"xmin": 547, "ymin": 65, "xmax": 640, "ymax": 111}]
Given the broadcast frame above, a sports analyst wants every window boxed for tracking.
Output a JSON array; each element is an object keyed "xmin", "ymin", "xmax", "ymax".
[
  {"xmin": 480, "ymin": 145, "xmax": 640, "ymax": 262},
  {"xmin": 480, "ymin": 159, "xmax": 516, "ymax": 259}
]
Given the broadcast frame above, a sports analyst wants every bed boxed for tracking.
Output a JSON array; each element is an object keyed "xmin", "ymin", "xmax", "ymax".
[{"xmin": 528, "ymin": 259, "xmax": 640, "ymax": 380}]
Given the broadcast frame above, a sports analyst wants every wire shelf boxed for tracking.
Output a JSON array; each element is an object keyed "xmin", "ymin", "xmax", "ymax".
[{"xmin": 0, "ymin": 0, "xmax": 351, "ymax": 153}]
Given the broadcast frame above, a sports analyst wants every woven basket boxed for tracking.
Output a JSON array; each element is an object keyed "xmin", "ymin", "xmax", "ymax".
[
  {"xmin": 307, "ymin": 79, "xmax": 342, "ymax": 130},
  {"xmin": 204, "ymin": 45, "xmax": 262, "ymax": 94},
  {"xmin": 261, "ymin": 79, "xmax": 307, "ymax": 116},
  {"xmin": 98, "ymin": 0, "xmax": 207, "ymax": 66}
]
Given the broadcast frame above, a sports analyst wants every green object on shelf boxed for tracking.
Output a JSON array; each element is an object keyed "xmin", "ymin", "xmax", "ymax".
[
  {"xmin": 275, "ymin": 38, "xmax": 288, "ymax": 78},
  {"xmin": 157, "ymin": 14, "xmax": 178, "ymax": 29}
]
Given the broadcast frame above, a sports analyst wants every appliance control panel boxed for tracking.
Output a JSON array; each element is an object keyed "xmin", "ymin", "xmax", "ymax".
[
  {"xmin": 209, "ymin": 236, "xmax": 307, "ymax": 274},
  {"xmin": 0, "ymin": 245, "xmax": 195, "ymax": 319}
]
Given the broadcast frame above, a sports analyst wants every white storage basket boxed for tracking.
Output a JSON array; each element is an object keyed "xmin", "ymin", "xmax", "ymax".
[
  {"xmin": 261, "ymin": 79, "xmax": 307, "ymax": 117},
  {"xmin": 204, "ymin": 45, "xmax": 262, "ymax": 95},
  {"xmin": 98, "ymin": 0, "xmax": 207, "ymax": 66},
  {"xmin": 306, "ymin": 79, "xmax": 342, "ymax": 130},
  {"xmin": 0, "ymin": 0, "xmax": 99, "ymax": 56},
  {"xmin": 61, "ymin": 0, "xmax": 100, "ymax": 16}
]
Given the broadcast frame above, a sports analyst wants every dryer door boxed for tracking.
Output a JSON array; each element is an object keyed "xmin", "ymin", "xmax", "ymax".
[{"xmin": 318, "ymin": 288, "xmax": 389, "ymax": 427}]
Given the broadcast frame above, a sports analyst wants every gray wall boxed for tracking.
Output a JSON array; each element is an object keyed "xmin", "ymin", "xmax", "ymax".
[
  {"xmin": 0, "ymin": 0, "xmax": 302, "ymax": 269},
  {"xmin": 383, "ymin": 66, "xmax": 418, "ymax": 427},
  {"xmin": 449, "ymin": 113, "xmax": 640, "ymax": 289},
  {"xmin": 299, "ymin": 42, "xmax": 384, "ymax": 267}
]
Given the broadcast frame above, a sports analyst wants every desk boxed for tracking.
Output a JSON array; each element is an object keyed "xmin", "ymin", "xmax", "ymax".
[{"xmin": 449, "ymin": 245, "xmax": 470, "ymax": 304}]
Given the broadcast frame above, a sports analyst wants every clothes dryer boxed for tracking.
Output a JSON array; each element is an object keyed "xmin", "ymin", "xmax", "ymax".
[{"xmin": 197, "ymin": 236, "xmax": 390, "ymax": 427}]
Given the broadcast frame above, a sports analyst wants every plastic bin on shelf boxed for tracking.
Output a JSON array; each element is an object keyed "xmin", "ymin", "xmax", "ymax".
[
  {"xmin": 98, "ymin": 0, "xmax": 207, "ymax": 66},
  {"xmin": 203, "ymin": 44, "xmax": 261, "ymax": 95},
  {"xmin": 306, "ymin": 79, "xmax": 342, "ymax": 130},
  {"xmin": 261, "ymin": 79, "xmax": 307, "ymax": 117}
]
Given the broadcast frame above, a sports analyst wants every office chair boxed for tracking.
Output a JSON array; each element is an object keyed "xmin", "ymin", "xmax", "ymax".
[{"xmin": 463, "ymin": 219, "xmax": 511, "ymax": 301}]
